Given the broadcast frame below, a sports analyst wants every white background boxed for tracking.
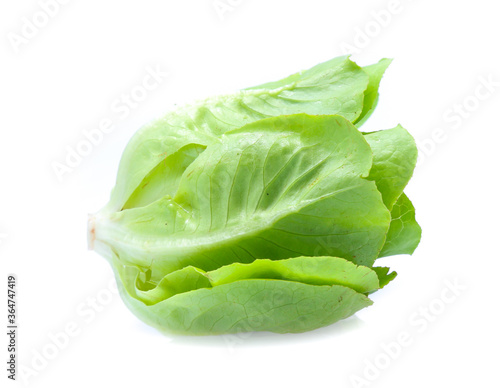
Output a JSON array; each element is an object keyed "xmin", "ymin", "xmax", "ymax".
[{"xmin": 1, "ymin": 1, "xmax": 499, "ymax": 387}]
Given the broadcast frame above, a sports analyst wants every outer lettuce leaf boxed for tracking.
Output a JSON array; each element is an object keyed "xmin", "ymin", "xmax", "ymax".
[
  {"xmin": 95, "ymin": 115, "xmax": 391, "ymax": 276},
  {"xmin": 112, "ymin": 255, "xmax": 379, "ymax": 335},
  {"xmin": 354, "ymin": 58, "xmax": 392, "ymax": 127},
  {"xmin": 106, "ymin": 56, "xmax": 377, "ymax": 212},
  {"xmin": 378, "ymin": 193, "xmax": 422, "ymax": 257},
  {"xmin": 364, "ymin": 125, "xmax": 417, "ymax": 210},
  {"xmin": 362, "ymin": 125, "xmax": 420, "ymax": 258}
]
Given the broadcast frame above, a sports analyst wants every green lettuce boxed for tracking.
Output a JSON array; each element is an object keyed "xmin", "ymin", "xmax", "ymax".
[{"xmin": 89, "ymin": 56, "xmax": 420, "ymax": 335}]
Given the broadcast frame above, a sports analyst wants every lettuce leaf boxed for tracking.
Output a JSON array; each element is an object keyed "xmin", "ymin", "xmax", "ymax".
[
  {"xmin": 95, "ymin": 115, "xmax": 391, "ymax": 276},
  {"xmin": 113, "ymin": 255, "xmax": 379, "ymax": 335},
  {"xmin": 354, "ymin": 58, "xmax": 392, "ymax": 127},
  {"xmin": 378, "ymin": 193, "xmax": 422, "ymax": 257}
]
